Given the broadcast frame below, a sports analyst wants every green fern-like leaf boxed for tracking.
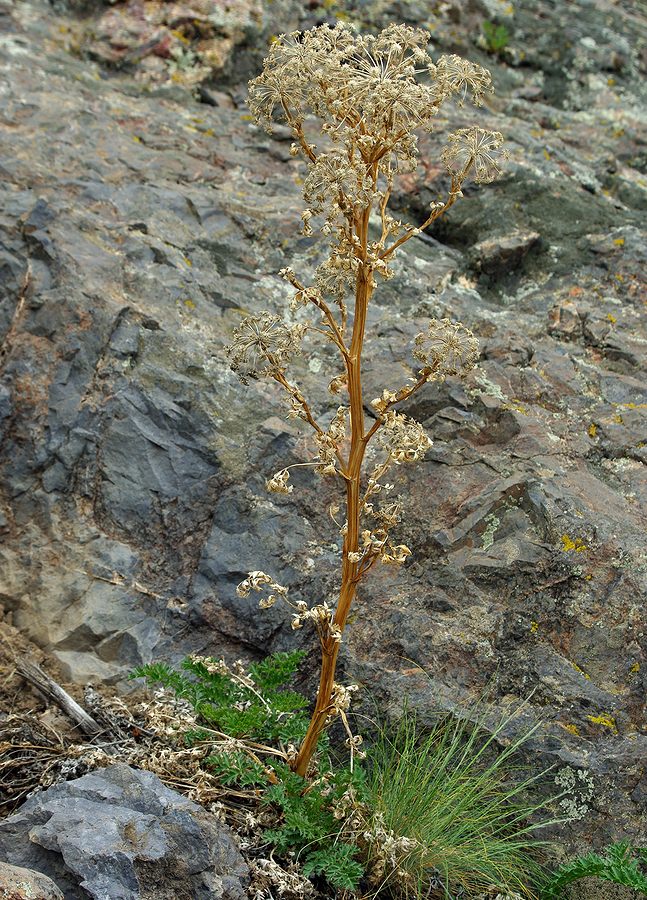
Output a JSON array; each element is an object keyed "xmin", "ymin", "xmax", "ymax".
[
  {"xmin": 130, "ymin": 663, "xmax": 198, "ymax": 703},
  {"xmin": 180, "ymin": 657, "xmax": 233, "ymax": 705},
  {"xmin": 206, "ymin": 751, "xmax": 267, "ymax": 788},
  {"xmin": 302, "ymin": 844, "xmax": 364, "ymax": 891},
  {"xmin": 250, "ymin": 650, "xmax": 307, "ymax": 691},
  {"xmin": 211, "ymin": 704, "xmax": 270, "ymax": 739},
  {"xmin": 542, "ymin": 842, "xmax": 647, "ymax": 898}
]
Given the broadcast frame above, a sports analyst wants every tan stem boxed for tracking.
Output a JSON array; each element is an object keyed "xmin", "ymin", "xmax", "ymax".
[{"xmin": 293, "ymin": 212, "xmax": 374, "ymax": 777}]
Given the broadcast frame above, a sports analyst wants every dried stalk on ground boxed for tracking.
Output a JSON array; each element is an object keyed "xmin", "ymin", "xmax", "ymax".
[{"xmin": 228, "ymin": 24, "xmax": 505, "ymax": 777}]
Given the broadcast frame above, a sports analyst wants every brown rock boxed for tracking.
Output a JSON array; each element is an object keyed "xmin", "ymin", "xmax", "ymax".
[
  {"xmin": 0, "ymin": 861, "xmax": 63, "ymax": 900},
  {"xmin": 472, "ymin": 230, "xmax": 540, "ymax": 274}
]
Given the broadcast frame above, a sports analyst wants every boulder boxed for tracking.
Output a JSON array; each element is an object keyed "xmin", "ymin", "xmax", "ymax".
[{"xmin": 0, "ymin": 765, "xmax": 249, "ymax": 900}]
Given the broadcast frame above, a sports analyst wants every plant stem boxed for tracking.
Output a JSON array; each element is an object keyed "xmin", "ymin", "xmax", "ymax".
[{"xmin": 293, "ymin": 209, "xmax": 374, "ymax": 777}]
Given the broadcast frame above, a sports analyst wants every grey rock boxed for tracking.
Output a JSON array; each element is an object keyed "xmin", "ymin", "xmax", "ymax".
[{"xmin": 0, "ymin": 765, "xmax": 249, "ymax": 900}]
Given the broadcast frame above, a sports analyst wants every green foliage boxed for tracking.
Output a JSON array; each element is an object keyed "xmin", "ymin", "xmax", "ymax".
[
  {"xmin": 303, "ymin": 845, "xmax": 365, "ymax": 892},
  {"xmin": 541, "ymin": 841, "xmax": 647, "ymax": 898},
  {"xmin": 363, "ymin": 704, "xmax": 557, "ymax": 899},
  {"xmin": 131, "ymin": 650, "xmax": 310, "ymax": 745},
  {"xmin": 263, "ymin": 761, "xmax": 366, "ymax": 892},
  {"xmin": 482, "ymin": 20, "xmax": 510, "ymax": 54},
  {"xmin": 205, "ymin": 751, "xmax": 267, "ymax": 788},
  {"xmin": 131, "ymin": 650, "xmax": 363, "ymax": 892}
]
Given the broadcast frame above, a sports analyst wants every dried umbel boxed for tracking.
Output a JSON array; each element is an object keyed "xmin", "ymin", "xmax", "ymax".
[
  {"xmin": 226, "ymin": 22, "xmax": 504, "ymax": 777},
  {"xmin": 413, "ymin": 317, "xmax": 480, "ymax": 378},
  {"xmin": 227, "ymin": 313, "xmax": 307, "ymax": 384}
]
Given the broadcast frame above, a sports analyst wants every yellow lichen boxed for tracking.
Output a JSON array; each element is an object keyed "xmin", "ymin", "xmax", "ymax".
[
  {"xmin": 562, "ymin": 723, "xmax": 580, "ymax": 736},
  {"xmin": 588, "ymin": 423, "xmax": 597, "ymax": 438},
  {"xmin": 561, "ymin": 534, "xmax": 587, "ymax": 553},
  {"xmin": 629, "ymin": 662, "xmax": 640, "ymax": 674},
  {"xmin": 530, "ymin": 621, "xmax": 539, "ymax": 634},
  {"xmin": 571, "ymin": 661, "xmax": 590, "ymax": 680},
  {"xmin": 613, "ymin": 237, "xmax": 625, "ymax": 246},
  {"xmin": 585, "ymin": 713, "xmax": 618, "ymax": 733}
]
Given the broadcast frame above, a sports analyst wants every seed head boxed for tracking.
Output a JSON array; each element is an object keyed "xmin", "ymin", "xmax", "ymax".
[
  {"xmin": 442, "ymin": 127, "xmax": 506, "ymax": 183},
  {"xmin": 225, "ymin": 313, "xmax": 307, "ymax": 384},
  {"xmin": 414, "ymin": 318, "xmax": 479, "ymax": 377}
]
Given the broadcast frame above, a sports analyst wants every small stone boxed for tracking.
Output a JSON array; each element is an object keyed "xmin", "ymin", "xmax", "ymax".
[
  {"xmin": 0, "ymin": 861, "xmax": 63, "ymax": 899},
  {"xmin": 472, "ymin": 231, "xmax": 540, "ymax": 275},
  {"xmin": 548, "ymin": 300, "xmax": 582, "ymax": 340}
]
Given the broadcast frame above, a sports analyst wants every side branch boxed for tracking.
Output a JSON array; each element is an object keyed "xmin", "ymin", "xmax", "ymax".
[
  {"xmin": 283, "ymin": 272, "xmax": 350, "ymax": 362},
  {"xmin": 273, "ymin": 370, "xmax": 324, "ymax": 436},
  {"xmin": 380, "ymin": 168, "xmax": 470, "ymax": 260},
  {"xmin": 271, "ymin": 371, "xmax": 349, "ymax": 478},
  {"xmin": 281, "ymin": 101, "xmax": 317, "ymax": 163},
  {"xmin": 362, "ymin": 368, "xmax": 433, "ymax": 446}
]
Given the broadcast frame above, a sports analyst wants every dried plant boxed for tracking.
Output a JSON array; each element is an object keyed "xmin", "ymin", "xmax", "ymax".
[{"xmin": 227, "ymin": 22, "xmax": 505, "ymax": 778}]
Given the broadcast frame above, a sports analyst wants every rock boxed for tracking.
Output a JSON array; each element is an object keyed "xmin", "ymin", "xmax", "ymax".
[
  {"xmin": 471, "ymin": 230, "xmax": 540, "ymax": 275},
  {"xmin": 1, "ymin": 0, "xmax": 647, "ymax": 859},
  {"xmin": 83, "ymin": 0, "xmax": 306, "ymax": 84},
  {"xmin": 0, "ymin": 765, "xmax": 249, "ymax": 900},
  {"xmin": 568, "ymin": 879, "xmax": 643, "ymax": 900},
  {"xmin": 0, "ymin": 861, "xmax": 64, "ymax": 900},
  {"xmin": 548, "ymin": 301, "xmax": 583, "ymax": 340}
]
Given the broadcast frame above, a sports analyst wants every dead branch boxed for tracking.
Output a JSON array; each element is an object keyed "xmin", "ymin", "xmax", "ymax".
[{"xmin": 15, "ymin": 660, "xmax": 102, "ymax": 737}]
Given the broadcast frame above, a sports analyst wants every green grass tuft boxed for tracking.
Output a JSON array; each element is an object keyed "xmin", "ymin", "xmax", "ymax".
[{"xmin": 363, "ymin": 704, "xmax": 559, "ymax": 899}]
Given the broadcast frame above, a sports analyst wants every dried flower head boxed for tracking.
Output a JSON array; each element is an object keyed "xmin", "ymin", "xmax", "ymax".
[
  {"xmin": 434, "ymin": 54, "xmax": 493, "ymax": 106},
  {"xmin": 266, "ymin": 468, "xmax": 293, "ymax": 494},
  {"xmin": 236, "ymin": 571, "xmax": 288, "ymax": 610},
  {"xmin": 377, "ymin": 411, "xmax": 433, "ymax": 463},
  {"xmin": 248, "ymin": 23, "xmax": 502, "ymax": 249},
  {"xmin": 226, "ymin": 313, "xmax": 307, "ymax": 384},
  {"xmin": 441, "ymin": 127, "xmax": 506, "ymax": 183},
  {"xmin": 413, "ymin": 317, "xmax": 479, "ymax": 377}
]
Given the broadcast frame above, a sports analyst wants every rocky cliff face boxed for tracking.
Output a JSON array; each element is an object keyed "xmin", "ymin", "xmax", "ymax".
[{"xmin": 0, "ymin": 0, "xmax": 645, "ymax": 851}]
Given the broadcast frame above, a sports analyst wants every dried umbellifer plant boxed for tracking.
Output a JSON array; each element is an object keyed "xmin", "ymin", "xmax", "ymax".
[{"xmin": 226, "ymin": 23, "xmax": 506, "ymax": 778}]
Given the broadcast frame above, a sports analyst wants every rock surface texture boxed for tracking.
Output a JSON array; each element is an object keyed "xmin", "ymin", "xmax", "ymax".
[
  {"xmin": 0, "ymin": 0, "xmax": 646, "ymax": 855},
  {"xmin": 0, "ymin": 765, "xmax": 249, "ymax": 899},
  {"xmin": 0, "ymin": 861, "xmax": 64, "ymax": 900}
]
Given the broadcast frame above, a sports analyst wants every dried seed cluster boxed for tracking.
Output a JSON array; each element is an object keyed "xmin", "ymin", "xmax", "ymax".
[
  {"xmin": 413, "ymin": 317, "xmax": 480, "ymax": 378},
  {"xmin": 227, "ymin": 313, "xmax": 307, "ymax": 384}
]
